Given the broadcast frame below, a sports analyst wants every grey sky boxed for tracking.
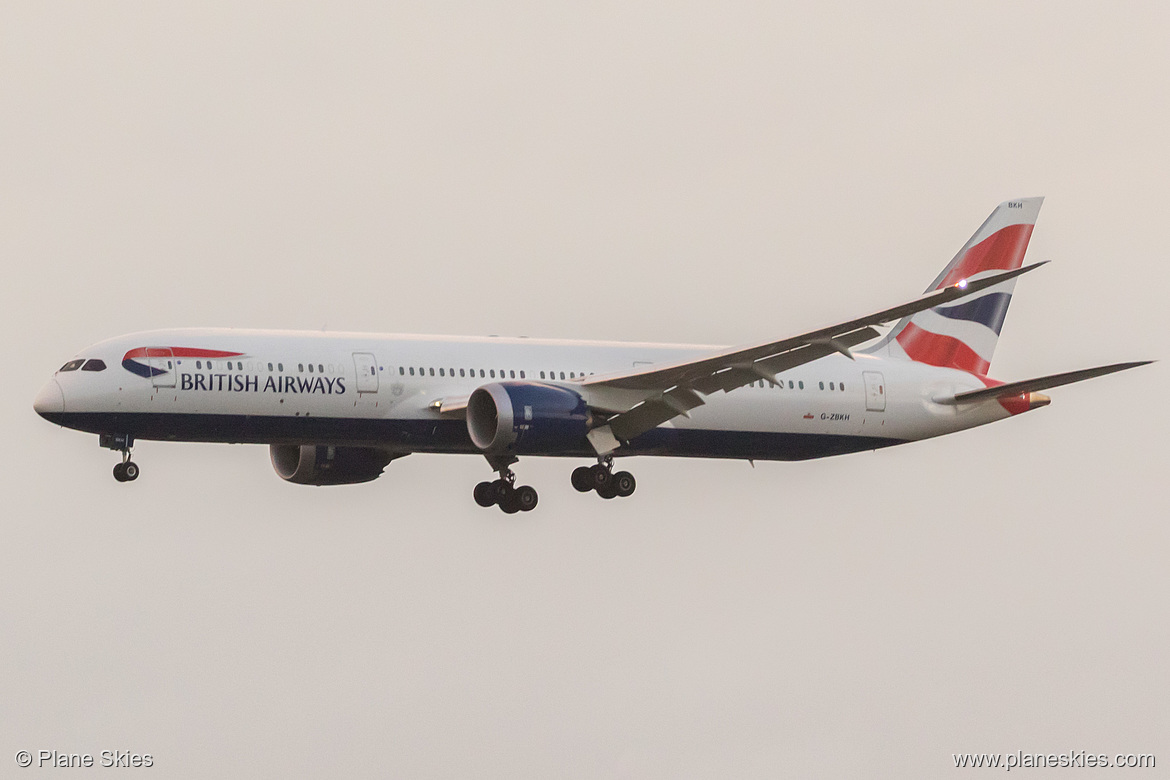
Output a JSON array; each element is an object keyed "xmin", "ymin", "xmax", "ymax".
[{"xmin": 2, "ymin": 2, "xmax": 1167, "ymax": 777}]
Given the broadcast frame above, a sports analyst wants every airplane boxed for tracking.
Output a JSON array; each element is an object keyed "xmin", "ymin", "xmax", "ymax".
[{"xmin": 33, "ymin": 198, "xmax": 1150, "ymax": 513}]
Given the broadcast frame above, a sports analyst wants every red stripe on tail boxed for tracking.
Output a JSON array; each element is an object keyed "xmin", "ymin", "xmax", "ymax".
[
  {"xmin": 896, "ymin": 322, "xmax": 991, "ymax": 375},
  {"xmin": 936, "ymin": 223, "xmax": 1034, "ymax": 289}
]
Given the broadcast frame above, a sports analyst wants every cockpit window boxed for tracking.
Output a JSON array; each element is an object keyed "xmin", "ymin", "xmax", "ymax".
[
  {"xmin": 81, "ymin": 359, "xmax": 107, "ymax": 372},
  {"xmin": 59, "ymin": 359, "xmax": 85, "ymax": 372}
]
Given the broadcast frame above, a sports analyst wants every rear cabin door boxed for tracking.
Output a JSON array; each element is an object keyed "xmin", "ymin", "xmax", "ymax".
[
  {"xmin": 147, "ymin": 347, "xmax": 175, "ymax": 389},
  {"xmin": 353, "ymin": 352, "xmax": 379, "ymax": 394},
  {"xmin": 863, "ymin": 371, "xmax": 886, "ymax": 412}
]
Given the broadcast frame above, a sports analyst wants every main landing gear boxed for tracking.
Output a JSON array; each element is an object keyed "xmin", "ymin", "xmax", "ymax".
[
  {"xmin": 474, "ymin": 456, "xmax": 538, "ymax": 514},
  {"xmin": 571, "ymin": 458, "xmax": 636, "ymax": 500},
  {"xmin": 100, "ymin": 433, "xmax": 139, "ymax": 483}
]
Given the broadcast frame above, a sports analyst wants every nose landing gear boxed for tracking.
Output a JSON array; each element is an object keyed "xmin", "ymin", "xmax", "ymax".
[
  {"xmin": 101, "ymin": 433, "xmax": 139, "ymax": 483},
  {"xmin": 571, "ymin": 459, "xmax": 635, "ymax": 499},
  {"xmin": 474, "ymin": 455, "xmax": 538, "ymax": 513}
]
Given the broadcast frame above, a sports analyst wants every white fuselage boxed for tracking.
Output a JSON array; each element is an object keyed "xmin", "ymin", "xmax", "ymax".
[{"xmin": 36, "ymin": 328, "xmax": 1020, "ymax": 462}]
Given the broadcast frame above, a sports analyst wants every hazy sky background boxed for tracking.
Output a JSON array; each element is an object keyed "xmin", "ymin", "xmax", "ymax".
[{"xmin": 2, "ymin": 2, "xmax": 1167, "ymax": 777}]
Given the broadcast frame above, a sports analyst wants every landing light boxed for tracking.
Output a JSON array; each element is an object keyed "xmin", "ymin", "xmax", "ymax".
[{"xmin": 957, "ymin": 279, "xmax": 968, "ymax": 290}]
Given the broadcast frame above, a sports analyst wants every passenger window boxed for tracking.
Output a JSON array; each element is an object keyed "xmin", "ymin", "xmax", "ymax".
[
  {"xmin": 829, "ymin": 382, "xmax": 835, "ymax": 390},
  {"xmin": 278, "ymin": 363, "xmax": 283, "ymax": 372},
  {"xmin": 429, "ymin": 368, "xmax": 435, "ymax": 376},
  {"xmin": 409, "ymin": 367, "xmax": 415, "ymax": 376},
  {"xmin": 399, "ymin": 367, "xmax": 404, "ymax": 375},
  {"xmin": 81, "ymin": 359, "xmax": 107, "ymax": 371},
  {"xmin": 59, "ymin": 359, "xmax": 84, "ymax": 372},
  {"xmin": 459, "ymin": 369, "xmax": 465, "ymax": 377},
  {"xmin": 318, "ymin": 364, "xmax": 323, "ymax": 373},
  {"xmin": 268, "ymin": 362, "xmax": 273, "ymax": 371},
  {"xmin": 509, "ymin": 370, "xmax": 515, "ymax": 379},
  {"xmin": 559, "ymin": 372, "xmax": 565, "ymax": 380},
  {"xmin": 439, "ymin": 368, "xmax": 445, "ymax": 377},
  {"xmin": 520, "ymin": 371, "xmax": 525, "ymax": 379},
  {"xmin": 540, "ymin": 371, "xmax": 546, "ymax": 379},
  {"xmin": 196, "ymin": 360, "xmax": 203, "ymax": 369},
  {"xmin": 308, "ymin": 364, "xmax": 314, "ymax": 373},
  {"xmin": 798, "ymin": 381, "xmax": 804, "ymax": 389},
  {"xmin": 569, "ymin": 372, "xmax": 575, "ymax": 379},
  {"xmin": 479, "ymin": 369, "xmax": 485, "ymax": 378},
  {"xmin": 819, "ymin": 381, "xmax": 824, "ymax": 390},
  {"xmin": 490, "ymin": 370, "xmax": 496, "ymax": 378}
]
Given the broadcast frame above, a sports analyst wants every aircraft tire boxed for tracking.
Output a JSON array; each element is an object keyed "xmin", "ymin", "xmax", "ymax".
[
  {"xmin": 515, "ymin": 485, "xmax": 538, "ymax": 512},
  {"xmin": 113, "ymin": 462, "xmax": 127, "ymax": 482},
  {"xmin": 613, "ymin": 471, "xmax": 635, "ymax": 497},
  {"xmin": 590, "ymin": 464, "xmax": 612, "ymax": 490},
  {"xmin": 571, "ymin": 466, "xmax": 593, "ymax": 492},
  {"xmin": 123, "ymin": 461, "xmax": 140, "ymax": 481},
  {"xmin": 474, "ymin": 481, "xmax": 497, "ymax": 507}
]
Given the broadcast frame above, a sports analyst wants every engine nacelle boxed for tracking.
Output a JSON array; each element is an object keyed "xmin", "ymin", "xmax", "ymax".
[
  {"xmin": 467, "ymin": 382, "xmax": 591, "ymax": 455},
  {"xmin": 270, "ymin": 444, "xmax": 397, "ymax": 486}
]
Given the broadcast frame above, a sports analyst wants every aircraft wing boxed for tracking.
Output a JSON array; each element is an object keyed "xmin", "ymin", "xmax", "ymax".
[
  {"xmin": 935, "ymin": 361, "xmax": 1153, "ymax": 405},
  {"xmin": 579, "ymin": 263, "xmax": 1046, "ymax": 453}
]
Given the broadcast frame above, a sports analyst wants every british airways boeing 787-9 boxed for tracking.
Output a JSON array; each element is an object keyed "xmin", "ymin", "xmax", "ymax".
[{"xmin": 34, "ymin": 198, "xmax": 1149, "ymax": 512}]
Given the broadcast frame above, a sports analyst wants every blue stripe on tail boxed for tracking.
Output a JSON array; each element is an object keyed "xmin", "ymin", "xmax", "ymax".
[{"xmin": 934, "ymin": 292, "xmax": 1012, "ymax": 335}]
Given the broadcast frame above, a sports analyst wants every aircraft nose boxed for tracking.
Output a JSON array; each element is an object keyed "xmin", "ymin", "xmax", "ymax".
[{"xmin": 34, "ymin": 378, "xmax": 65, "ymax": 419}]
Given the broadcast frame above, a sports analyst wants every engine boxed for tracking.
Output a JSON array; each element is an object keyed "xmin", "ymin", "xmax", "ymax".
[
  {"xmin": 269, "ymin": 444, "xmax": 397, "ymax": 485},
  {"xmin": 467, "ymin": 382, "xmax": 591, "ymax": 455}
]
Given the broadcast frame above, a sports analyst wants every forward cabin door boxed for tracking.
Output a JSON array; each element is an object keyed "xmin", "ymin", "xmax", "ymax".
[
  {"xmin": 353, "ymin": 352, "xmax": 379, "ymax": 394},
  {"xmin": 863, "ymin": 371, "xmax": 886, "ymax": 412},
  {"xmin": 147, "ymin": 347, "xmax": 176, "ymax": 389}
]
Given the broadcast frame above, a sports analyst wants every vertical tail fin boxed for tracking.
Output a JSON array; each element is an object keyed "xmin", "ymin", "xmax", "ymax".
[{"xmin": 871, "ymin": 197, "xmax": 1043, "ymax": 375}]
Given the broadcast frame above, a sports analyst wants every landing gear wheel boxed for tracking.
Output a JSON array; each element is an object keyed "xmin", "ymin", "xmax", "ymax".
[
  {"xmin": 492, "ymin": 479, "xmax": 511, "ymax": 504},
  {"xmin": 613, "ymin": 471, "xmax": 635, "ymax": 497},
  {"xmin": 514, "ymin": 485, "xmax": 539, "ymax": 512},
  {"xmin": 597, "ymin": 483, "xmax": 618, "ymax": 499},
  {"xmin": 589, "ymin": 464, "xmax": 613, "ymax": 490},
  {"xmin": 499, "ymin": 489, "xmax": 522, "ymax": 514},
  {"xmin": 571, "ymin": 466, "xmax": 593, "ymax": 493},
  {"xmin": 113, "ymin": 462, "xmax": 127, "ymax": 482},
  {"xmin": 474, "ymin": 481, "xmax": 497, "ymax": 507},
  {"xmin": 123, "ymin": 461, "xmax": 139, "ymax": 481},
  {"xmin": 479, "ymin": 456, "xmax": 536, "ymax": 513}
]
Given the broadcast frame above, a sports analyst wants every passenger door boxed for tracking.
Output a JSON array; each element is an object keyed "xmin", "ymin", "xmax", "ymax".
[
  {"xmin": 863, "ymin": 371, "xmax": 886, "ymax": 412},
  {"xmin": 147, "ymin": 347, "xmax": 175, "ymax": 389},
  {"xmin": 353, "ymin": 352, "xmax": 379, "ymax": 394}
]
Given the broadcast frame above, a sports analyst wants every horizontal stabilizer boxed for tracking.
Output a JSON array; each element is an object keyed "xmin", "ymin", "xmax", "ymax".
[{"xmin": 938, "ymin": 361, "xmax": 1153, "ymax": 405}]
